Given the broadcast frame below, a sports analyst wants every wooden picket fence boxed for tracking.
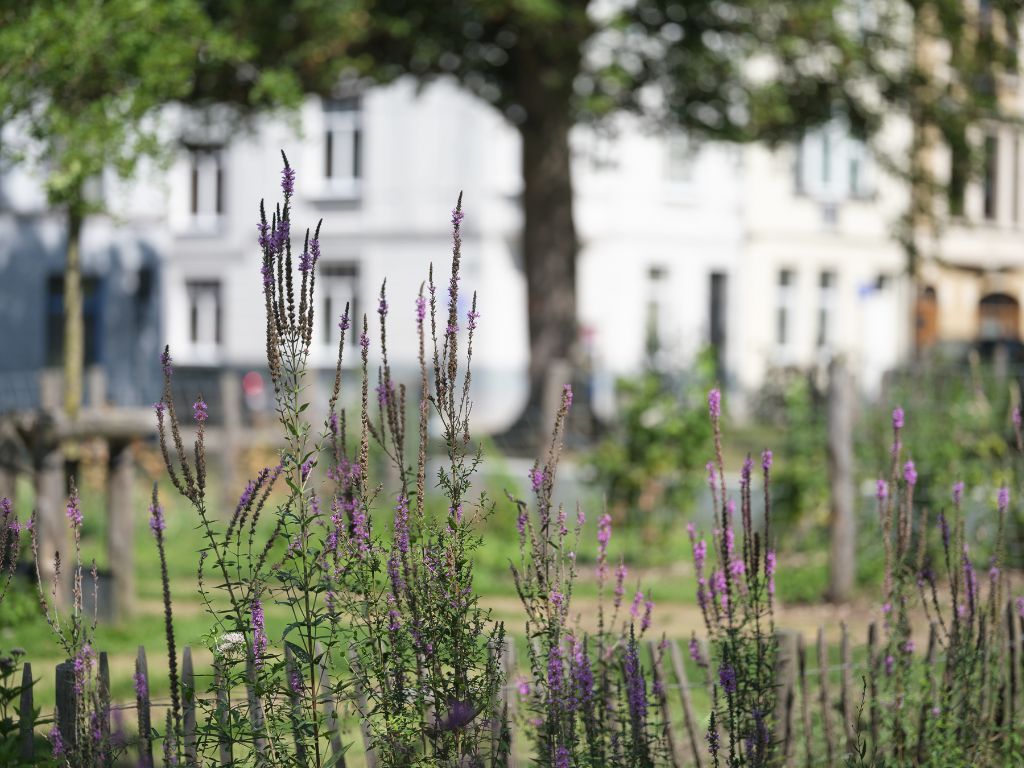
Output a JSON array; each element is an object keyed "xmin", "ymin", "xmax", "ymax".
[{"xmin": 12, "ymin": 607, "xmax": 1024, "ymax": 767}]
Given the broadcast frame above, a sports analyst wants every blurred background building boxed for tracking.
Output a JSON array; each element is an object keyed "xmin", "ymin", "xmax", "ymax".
[{"xmin": 1, "ymin": 71, "xmax": 1022, "ymax": 432}]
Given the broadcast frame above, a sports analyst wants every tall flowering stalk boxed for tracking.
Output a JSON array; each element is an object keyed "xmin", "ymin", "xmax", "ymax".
[
  {"xmin": 326, "ymin": 194, "xmax": 507, "ymax": 765},
  {"xmin": 158, "ymin": 159, "xmax": 504, "ymax": 765},
  {"xmin": 689, "ymin": 389, "xmax": 776, "ymax": 768},
  {"xmin": 856, "ymin": 407, "xmax": 1022, "ymax": 767},
  {"xmin": 30, "ymin": 485, "xmax": 116, "ymax": 766},
  {"xmin": 511, "ymin": 385, "xmax": 668, "ymax": 767}
]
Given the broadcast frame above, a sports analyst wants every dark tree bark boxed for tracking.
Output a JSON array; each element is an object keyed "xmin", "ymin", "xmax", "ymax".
[{"xmin": 516, "ymin": 98, "xmax": 579, "ymax": 445}]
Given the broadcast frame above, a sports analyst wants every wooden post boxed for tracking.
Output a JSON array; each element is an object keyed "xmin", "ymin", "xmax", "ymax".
[
  {"xmin": 107, "ymin": 439, "xmax": 135, "ymax": 620},
  {"xmin": 839, "ymin": 624, "xmax": 855, "ymax": 757},
  {"xmin": 19, "ymin": 661, "xmax": 34, "ymax": 762},
  {"xmin": 182, "ymin": 647, "xmax": 198, "ymax": 767},
  {"xmin": 347, "ymin": 647, "xmax": 377, "ymax": 768},
  {"xmin": 245, "ymin": 657, "xmax": 268, "ymax": 761},
  {"xmin": 916, "ymin": 623, "xmax": 938, "ymax": 763},
  {"xmin": 868, "ymin": 623, "xmax": 880, "ymax": 756},
  {"xmin": 35, "ymin": 442, "xmax": 67, "ymax": 604},
  {"xmin": 667, "ymin": 640, "xmax": 705, "ymax": 768},
  {"xmin": 135, "ymin": 646, "xmax": 153, "ymax": 768},
  {"xmin": 55, "ymin": 660, "xmax": 77, "ymax": 755},
  {"xmin": 488, "ymin": 640, "xmax": 514, "ymax": 767},
  {"xmin": 98, "ymin": 652, "xmax": 112, "ymax": 768},
  {"xmin": 215, "ymin": 663, "xmax": 232, "ymax": 766},
  {"xmin": 797, "ymin": 635, "xmax": 813, "ymax": 768},
  {"xmin": 1007, "ymin": 601, "xmax": 1019, "ymax": 728},
  {"xmin": 827, "ymin": 356, "xmax": 855, "ymax": 602},
  {"xmin": 647, "ymin": 641, "xmax": 682, "ymax": 768},
  {"xmin": 773, "ymin": 630, "xmax": 798, "ymax": 764},
  {"xmin": 503, "ymin": 641, "xmax": 516, "ymax": 767},
  {"xmin": 285, "ymin": 645, "xmax": 308, "ymax": 765},
  {"xmin": 317, "ymin": 642, "xmax": 346, "ymax": 766},
  {"xmin": 817, "ymin": 627, "xmax": 835, "ymax": 766}
]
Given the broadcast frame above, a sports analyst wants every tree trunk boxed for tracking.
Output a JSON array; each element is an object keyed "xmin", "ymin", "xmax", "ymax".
[
  {"xmin": 63, "ymin": 208, "xmax": 84, "ymax": 420},
  {"xmin": 514, "ymin": 98, "xmax": 578, "ymax": 451}
]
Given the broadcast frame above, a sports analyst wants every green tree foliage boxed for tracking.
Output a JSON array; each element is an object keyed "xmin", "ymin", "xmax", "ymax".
[{"xmin": 326, "ymin": 0, "xmax": 868, "ymax": 429}]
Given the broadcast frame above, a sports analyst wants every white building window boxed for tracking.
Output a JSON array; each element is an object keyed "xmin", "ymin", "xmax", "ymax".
[
  {"xmin": 776, "ymin": 269, "xmax": 796, "ymax": 350},
  {"xmin": 323, "ymin": 98, "xmax": 362, "ymax": 198},
  {"xmin": 664, "ymin": 134, "xmax": 695, "ymax": 199},
  {"xmin": 797, "ymin": 123, "xmax": 873, "ymax": 202},
  {"xmin": 186, "ymin": 147, "xmax": 224, "ymax": 232},
  {"xmin": 817, "ymin": 270, "xmax": 837, "ymax": 348},
  {"xmin": 186, "ymin": 280, "xmax": 222, "ymax": 355},
  {"xmin": 320, "ymin": 263, "xmax": 359, "ymax": 351}
]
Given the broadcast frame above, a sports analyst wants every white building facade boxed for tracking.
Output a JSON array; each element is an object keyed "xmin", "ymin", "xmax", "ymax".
[{"xmin": 9, "ymin": 71, "xmax": 1023, "ymax": 428}]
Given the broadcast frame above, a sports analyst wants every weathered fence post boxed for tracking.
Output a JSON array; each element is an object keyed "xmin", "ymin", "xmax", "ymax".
[
  {"xmin": 285, "ymin": 645, "xmax": 308, "ymax": 765},
  {"xmin": 647, "ymin": 640, "xmax": 682, "ymax": 768},
  {"xmin": 19, "ymin": 661, "xmax": 34, "ymax": 762},
  {"xmin": 98, "ymin": 651, "xmax": 113, "ymax": 768},
  {"xmin": 773, "ymin": 630, "xmax": 798, "ymax": 764},
  {"xmin": 916, "ymin": 623, "xmax": 938, "ymax": 763},
  {"xmin": 488, "ymin": 639, "xmax": 515, "ymax": 767},
  {"xmin": 182, "ymin": 647, "xmax": 198, "ymax": 767},
  {"xmin": 667, "ymin": 640, "xmax": 705, "ymax": 768},
  {"xmin": 315, "ymin": 643, "xmax": 346, "ymax": 766},
  {"xmin": 135, "ymin": 646, "xmax": 153, "ymax": 768},
  {"xmin": 827, "ymin": 356, "xmax": 855, "ymax": 602},
  {"xmin": 817, "ymin": 627, "xmax": 835, "ymax": 766},
  {"xmin": 107, "ymin": 439, "xmax": 135, "ymax": 619},
  {"xmin": 797, "ymin": 635, "xmax": 813, "ymax": 768},
  {"xmin": 1008, "ymin": 600, "xmax": 1019, "ymax": 727},
  {"xmin": 245, "ymin": 657, "xmax": 268, "ymax": 761},
  {"xmin": 313, "ymin": 647, "xmax": 346, "ymax": 765},
  {"xmin": 55, "ymin": 660, "xmax": 77, "ymax": 755},
  {"xmin": 839, "ymin": 623, "xmax": 855, "ymax": 757},
  {"xmin": 347, "ymin": 647, "xmax": 378, "ymax": 768},
  {"xmin": 867, "ymin": 622, "xmax": 880, "ymax": 755},
  {"xmin": 215, "ymin": 662, "xmax": 232, "ymax": 766},
  {"xmin": 35, "ymin": 440, "xmax": 66, "ymax": 603}
]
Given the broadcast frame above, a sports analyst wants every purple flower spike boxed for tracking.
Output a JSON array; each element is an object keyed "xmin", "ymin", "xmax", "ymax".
[
  {"xmin": 251, "ymin": 599, "xmax": 267, "ymax": 666},
  {"xmin": 761, "ymin": 449, "xmax": 773, "ymax": 471},
  {"xmin": 708, "ymin": 388, "xmax": 721, "ymax": 420},
  {"xmin": 952, "ymin": 481, "xmax": 964, "ymax": 506},
  {"xmin": 998, "ymin": 486, "xmax": 1010, "ymax": 511},
  {"xmin": 892, "ymin": 407, "xmax": 904, "ymax": 430},
  {"xmin": 876, "ymin": 479, "xmax": 888, "ymax": 500},
  {"xmin": 718, "ymin": 663, "xmax": 737, "ymax": 695},
  {"xmin": 66, "ymin": 490, "xmax": 82, "ymax": 527},
  {"xmin": 903, "ymin": 460, "xmax": 917, "ymax": 486},
  {"xmin": 562, "ymin": 384, "xmax": 573, "ymax": 408},
  {"xmin": 415, "ymin": 295, "xmax": 426, "ymax": 324},
  {"xmin": 192, "ymin": 398, "xmax": 209, "ymax": 424},
  {"xmin": 281, "ymin": 165, "xmax": 295, "ymax": 197},
  {"xmin": 149, "ymin": 503, "xmax": 165, "ymax": 534}
]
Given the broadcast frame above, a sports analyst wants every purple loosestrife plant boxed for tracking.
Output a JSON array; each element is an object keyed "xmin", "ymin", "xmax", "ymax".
[
  {"xmin": 688, "ymin": 389, "xmax": 776, "ymax": 768},
  {"xmin": 30, "ymin": 485, "xmax": 118, "ymax": 766},
  {"xmin": 848, "ymin": 407, "xmax": 1022, "ymax": 768},
  {"xmin": 509, "ymin": 385, "xmax": 668, "ymax": 767},
  {"xmin": 159, "ymin": 159, "xmax": 506, "ymax": 766}
]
